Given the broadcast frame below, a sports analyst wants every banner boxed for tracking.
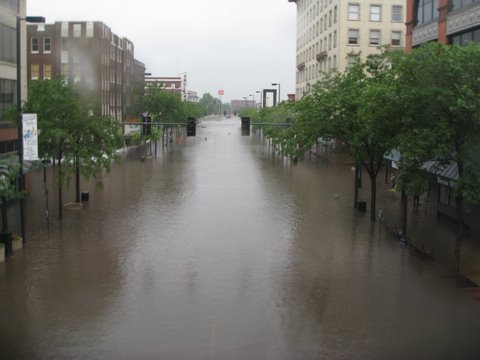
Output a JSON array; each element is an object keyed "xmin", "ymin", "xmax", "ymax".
[{"xmin": 22, "ymin": 113, "xmax": 39, "ymax": 161}]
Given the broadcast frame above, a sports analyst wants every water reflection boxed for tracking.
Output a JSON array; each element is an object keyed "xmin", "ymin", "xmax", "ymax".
[{"xmin": 0, "ymin": 118, "xmax": 479, "ymax": 359}]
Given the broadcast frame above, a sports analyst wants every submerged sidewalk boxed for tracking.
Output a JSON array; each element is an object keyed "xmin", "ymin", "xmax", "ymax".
[{"xmin": 370, "ymin": 176, "xmax": 480, "ymax": 286}]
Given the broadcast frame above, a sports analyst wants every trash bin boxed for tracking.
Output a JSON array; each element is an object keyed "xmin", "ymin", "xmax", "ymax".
[
  {"xmin": 81, "ymin": 191, "xmax": 89, "ymax": 202},
  {"xmin": 358, "ymin": 200, "xmax": 367, "ymax": 212}
]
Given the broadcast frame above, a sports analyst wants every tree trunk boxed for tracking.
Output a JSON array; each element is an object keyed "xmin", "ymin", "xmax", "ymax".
[
  {"xmin": 75, "ymin": 153, "xmax": 80, "ymax": 203},
  {"xmin": 454, "ymin": 194, "xmax": 464, "ymax": 278},
  {"xmin": 354, "ymin": 161, "xmax": 360, "ymax": 209},
  {"xmin": 58, "ymin": 154, "xmax": 63, "ymax": 220},
  {"xmin": 401, "ymin": 190, "xmax": 408, "ymax": 243},
  {"xmin": 369, "ymin": 172, "xmax": 377, "ymax": 222}
]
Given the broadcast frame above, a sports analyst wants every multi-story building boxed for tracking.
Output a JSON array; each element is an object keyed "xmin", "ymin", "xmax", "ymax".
[
  {"xmin": 145, "ymin": 75, "xmax": 188, "ymax": 101},
  {"xmin": 406, "ymin": 0, "xmax": 480, "ymax": 49},
  {"xmin": 289, "ymin": 0, "xmax": 406, "ymax": 99},
  {"xmin": 0, "ymin": 0, "xmax": 26, "ymax": 155},
  {"xmin": 27, "ymin": 21, "xmax": 145, "ymax": 123}
]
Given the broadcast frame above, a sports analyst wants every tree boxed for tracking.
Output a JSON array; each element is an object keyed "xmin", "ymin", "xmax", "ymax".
[
  {"xmin": 394, "ymin": 42, "xmax": 480, "ymax": 276},
  {"xmin": 292, "ymin": 50, "xmax": 403, "ymax": 221},
  {"xmin": 199, "ymin": 93, "xmax": 221, "ymax": 116},
  {"xmin": 24, "ymin": 77, "xmax": 122, "ymax": 219},
  {"xmin": 143, "ymin": 83, "xmax": 185, "ymax": 123}
]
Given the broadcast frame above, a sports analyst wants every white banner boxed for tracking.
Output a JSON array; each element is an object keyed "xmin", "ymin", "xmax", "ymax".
[{"xmin": 22, "ymin": 113, "xmax": 39, "ymax": 161}]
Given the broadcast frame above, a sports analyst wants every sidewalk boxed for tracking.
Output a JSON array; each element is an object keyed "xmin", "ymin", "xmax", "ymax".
[{"xmin": 368, "ymin": 176, "xmax": 480, "ymax": 286}]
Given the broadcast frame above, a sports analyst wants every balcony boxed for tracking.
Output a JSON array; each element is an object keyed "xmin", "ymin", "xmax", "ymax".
[
  {"xmin": 316, "ymin": 51, "xmax": 328, "ymax": 61},
  {"xmin": 297, "ymin": 62, "xmax": 305, "ymax": 71}
]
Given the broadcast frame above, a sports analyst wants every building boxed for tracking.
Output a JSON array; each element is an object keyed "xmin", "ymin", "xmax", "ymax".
[
  {"xmin": 0, "ymin": 0, "xmax": 26, "ymax": 156},
  {"xmin": 289, "ymin": 0, "xmax": 406, "ymax": 99},
  {"xmin": 231, "ymin": 100, "xmax": 255, "ymax": 113},
  {"xmin": 145, "ymin": 74, "xmax": 188, "ymax": 101},
  {"xmin": 27, "ymin": 21, "xmax": 145, "ymax": 123},
  {"xmin": 406, "ymin": 0, "xmax": 480, "ymax": 50},
  {"xmin": 187, "ymin": 90, "xmax": 199, "ymax": 103}
]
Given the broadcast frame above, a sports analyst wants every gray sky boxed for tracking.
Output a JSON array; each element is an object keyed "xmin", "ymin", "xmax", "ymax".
[{"xmin": 27, "ymin": 0, "xmax": 297, "ymax": 103}]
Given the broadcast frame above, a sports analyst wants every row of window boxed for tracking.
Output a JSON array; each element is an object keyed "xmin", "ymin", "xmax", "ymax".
[
  {"xmin": 0, "ymin": 23, "xmax": 16, "ymax": 64},
  {"xmin": 348, "ymin": 29, "xmax": 403, "ymax": 47},
  {"xmin": 348, "ymin": 3, "xmax": 403, "ymax": 23},
  {"xmin": 31, "ymin": 36, "xmax": 51, "ymax": 54},
  {"xmin": 30, "ymin": 64, "xmax": 52, "ymax": 80},
  {"xmin": 416, "ymin": 0, "xmax": 480, "ymax": 26},
  {"xmin": 0, "ymin": 0, "xmax": 18, "ymax": 12},
  {"xmin": 0, "ymin": 78, "xmax": 16, "ymax": 122}
]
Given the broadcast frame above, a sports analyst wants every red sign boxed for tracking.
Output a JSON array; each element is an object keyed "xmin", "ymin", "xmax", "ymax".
[{"xmin": 218, "ymin": 90, "xmax": 224, "ymax": 96}]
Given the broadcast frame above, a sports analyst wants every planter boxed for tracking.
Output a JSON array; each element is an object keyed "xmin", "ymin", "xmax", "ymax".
[
  {"xmin": 12, "ymin": 235, "xmax": 22, "ymax": 251},
  {"xmin": 0, "ymin": 243, "xmax": 4, "ymax": 262}
]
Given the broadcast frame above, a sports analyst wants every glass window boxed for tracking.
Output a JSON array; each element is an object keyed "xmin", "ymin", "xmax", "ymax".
[
  {"xmin": 73, "ymin": 24, "xmax": 82, "ymax": 38},
  {"xmin": 391, "ymin": 31, "xmax": 402, "ymax": 46},
  {"xmin": 0, "ymin": 23, "xmax": 16, "ymax": 64},
  {"xmin": 348, "ymin": 3, "xmax": 360, "ymax": 21},
  {"xmin": 369, "ymin": 29, "xmax": 381, "ymax": 46},
  {"xmin": 348, "ymin": 29, "xmax": 359, "ymax": 45},
  {"xmin": 31, "ymin": 37, "xmax": 39, "ymax": 53},
  {"xmin": 415, "ymin": 0, "xmax": 439, "ymax": 25},
  {"xmin": 31, "ymin": 64, "xmax": 40, "ymax": 80},
  {"xmin": 392, "ymin": 5, "xmax": 403, "ymax": 22},
  {"xmin": 44, "ymin": 64, "xmax": 52, "ymax": 79},
  {"xmin": 0, "ymin": 79, "xmax": 16, "ymax": 122},
  {"xmin": 44, "ymin": 37, "xmax": 51, "ymax": 53},
  {"xmin": 370, "ymin": 5, "xmax": 382, "ymax": 21}
]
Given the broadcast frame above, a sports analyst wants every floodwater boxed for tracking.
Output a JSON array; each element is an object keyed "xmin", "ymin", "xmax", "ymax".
[{"xmin": 1, "ymin": 117, "xmax": 479, "ymax": 359}]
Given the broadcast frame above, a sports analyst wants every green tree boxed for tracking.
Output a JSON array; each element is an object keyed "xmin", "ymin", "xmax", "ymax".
[
  {"xmin": 144, "ymin": 83, "xmax": 185, "ymax": 123},
  {"xmin": 24, "ymin": 77, "xmax": 122, "ymax": 219},
  {"xmin": 199, "ymin": 93, "xmax": 221, "ymax": 116},
  {"xmin": 394, "ymin": 42, "xmax": 480, "ymax": 276},
  {"xmin": 292, "ymin": 50, "xmax": 403, "ymax": 221}
]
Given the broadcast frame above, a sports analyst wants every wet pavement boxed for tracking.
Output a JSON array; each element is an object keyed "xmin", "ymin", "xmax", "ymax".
[{"xmin": 1, "ymin": 117, "xmax": 480, "ymax": 359}]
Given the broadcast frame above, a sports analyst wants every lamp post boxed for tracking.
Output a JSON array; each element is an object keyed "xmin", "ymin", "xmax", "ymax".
[
  {"xmin": 17, "ymin": 15, "xmax": 45, "ymax": 242},
  {"xmin": 272, "ymin": 83, "xmax": 281, "ymax": 105}
]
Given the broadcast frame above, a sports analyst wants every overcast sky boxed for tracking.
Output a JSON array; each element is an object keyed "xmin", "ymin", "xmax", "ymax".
[{"xmin": 27, "ymin": 0, "xmax": 297, "ymax": 103}]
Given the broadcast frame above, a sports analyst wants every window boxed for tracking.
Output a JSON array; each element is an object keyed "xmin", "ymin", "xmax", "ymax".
[
  {"xmin": 61, "ymin": 63, "xmax": 69, "ymax": 77},
  {"xmin": 0, "ymin": 24, "xmax": 16, "ymax": 63},
  {"xmin": 348, "ymin": 3, "xmax": 360, "ymax": 21},
  {"xmin": 369, "ymin": 30, "xmax": 381, "ymax": 46},
  {"xmin": 348, "ymin": 29, "xmax": 359, "ymax": 45},
  {"xmin": 43, "ymin": 37, "xmax": 51, "ymax": 53},
  {"xmin": 31, "ymin": 37, "xmax": 39, "ymax": 53},
  {"xmin": 31, "ymin": 64, "xmax": 40, "ymax": 80},
  {"xmin": 0, "ymin": 79, "xmax": 16, "ymax": 122},
  {"xmin": 44, "ymin": 64, "xmax": 52, "ymax": 79},
  {"xmin": 392, "ymin": 5, "xmax": 403, "ymax": 22},
  {"xmin": 415, "ymin": 0, "xmax": 439, "ymax": 25},
  {"xmin": 391, "ymin": 31, "xmax": 402, "ymax": 46},
  {"xmin": 370, "ymin": 5, "xmax": 382, "ymax": 21},
  {"xmin": 0, "ymin": 0, "xmax": 19, "ymax": 12},
  {"xmin": 73, "ymin": 24, "xmax": 82, "ymax": 38}
]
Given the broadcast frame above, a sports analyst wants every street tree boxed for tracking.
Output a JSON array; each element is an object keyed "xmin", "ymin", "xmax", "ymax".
[
  {"xmin": 293, "ymin": 50, "xmax": 404, "ymax": 221},
  {"xmin": 24, "ymin": 77, "xmax": 122, "ymax": 219},
  {"xmin": 393, "ymin": 42, "xmax": 480, "ymax": 276}
]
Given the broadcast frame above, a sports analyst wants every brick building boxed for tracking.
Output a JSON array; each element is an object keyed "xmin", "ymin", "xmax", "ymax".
[
  {"xmin": 406, "ymin": 0, "xmax": 480, "ymax": 49},
  {"xmin": 27, "ymin": 21, "xmax": 145, "ymax": 123}
]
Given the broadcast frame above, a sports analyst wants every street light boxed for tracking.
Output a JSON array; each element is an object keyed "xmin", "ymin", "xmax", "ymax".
[
  {"xmin": 17, "ymin": 16, "xmax": 46, "ymax": 242},
  {"xmin": 272, "ymin": 83, "xmax": 281, "ymax": 105}
]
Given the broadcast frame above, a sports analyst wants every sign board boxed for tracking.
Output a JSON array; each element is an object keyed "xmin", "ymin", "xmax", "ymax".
[
  {"xmin": 218, "ymin": 90, "xmax": 224, "ymax": 96},
  {"xmin": 22, "ymin": 113, "xmax": 39, "ymax": 161}
]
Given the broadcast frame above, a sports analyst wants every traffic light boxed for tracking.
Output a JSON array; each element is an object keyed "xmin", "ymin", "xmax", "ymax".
[
  {"xmin": 187, "ymin": 117, "xmax": 196, "ymax": 137},
  {"xmin": 241, "ymin": 117, "xmax": 250, "ymax": 136},
  {"xmin": 142, "ymin": 113, "xmax": 151, "ymax": 136}
]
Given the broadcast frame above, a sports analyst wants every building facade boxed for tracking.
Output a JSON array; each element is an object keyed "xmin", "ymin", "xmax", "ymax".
[
  {"xmin": 406, "ymin": 0, "xmax": 480, "ymax": 49},
  {"xmin": 27, "ymin": 21, "xmax": 145, "ymax": 123},
  {"xmin": 289, "ymin": 0, "xmax": 406, "ymax": 99},
  {"xmin": 0, "ymin": 0, "xmax": 26, "ymax": 155},
  {"xmin": 144, "ymin": 75, "xmax": 188, "ymax": 101}
]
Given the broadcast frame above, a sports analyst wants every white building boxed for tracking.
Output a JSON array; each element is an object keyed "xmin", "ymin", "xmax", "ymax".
[
  {"xmin": 0, "ymin": 0, "xmax": 26, "ymax": 155},
  {"xmin": 289, "ymin": 0, "xmax": 406, "ymax": 99}
]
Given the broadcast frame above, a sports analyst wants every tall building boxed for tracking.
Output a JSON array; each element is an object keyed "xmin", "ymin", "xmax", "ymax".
[
  {"xmin": 0, "ymin": 0, "xmax": 26, "ymax": 155},
  {"xmin": 27, "ymin": 21, "xmax": 145, "ymax": 123},
  {"xmin": 406, "ymin": 0, "xmax": 480, "ymax": 49},
  {"xmin": 289, "ymin": 0, "xmax": 406, "ymax": 99}
]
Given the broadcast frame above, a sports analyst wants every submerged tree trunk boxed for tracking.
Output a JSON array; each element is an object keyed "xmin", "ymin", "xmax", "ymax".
[
  {"xmin": 454, "ymin": 194, "xmax": 464, "ymax": 278},
  {"xmin": 369, "ymin": 172, "xmax": 377, "ymax": 222},
  {"xmin": 58, "ymin": 154, "xmax": 63, "ymax": 220}
]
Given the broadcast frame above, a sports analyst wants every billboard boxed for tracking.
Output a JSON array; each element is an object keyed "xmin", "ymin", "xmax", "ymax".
[{"xmin": 218, "ymin": 90, "xmax": 224, "ymax": 96}]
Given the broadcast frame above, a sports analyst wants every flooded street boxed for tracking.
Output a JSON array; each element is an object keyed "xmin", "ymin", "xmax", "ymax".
[{"xmin": 1, "ymin": 117, "xmax": 479, "ymax": 359}]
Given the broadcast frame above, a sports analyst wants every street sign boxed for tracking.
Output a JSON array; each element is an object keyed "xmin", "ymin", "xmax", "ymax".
[{"xmin": 22, "ymin": 114, "xmax": 38, "ymax": 161}]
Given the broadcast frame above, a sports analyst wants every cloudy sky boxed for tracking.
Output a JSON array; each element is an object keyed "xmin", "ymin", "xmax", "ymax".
[{"xmin": 27, "ymin": 0, "xmax": 297, "ymax": 103}]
